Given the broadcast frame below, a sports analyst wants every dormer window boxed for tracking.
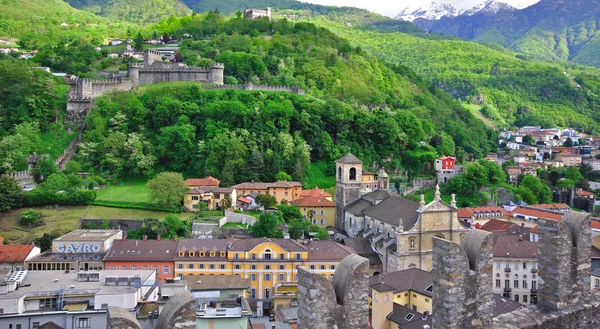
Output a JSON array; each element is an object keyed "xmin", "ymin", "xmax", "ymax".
[
  {"xmin": 188, "ymin": 251, "xmax": 195, "ymax": 257},
  {"xmin": 210, "ymin": 252, "xmax": 215, "ymax": 257},
  {"xmin": 220, "ymin": 252, "xmax": 226, "ymax": 257},
  {"xmin": 200, "ymin": 251, "xmax": 205, "ymax": 257},
  {"xmin": 178, "ymin": 251, "xmax": 184, "ymax": 257}
]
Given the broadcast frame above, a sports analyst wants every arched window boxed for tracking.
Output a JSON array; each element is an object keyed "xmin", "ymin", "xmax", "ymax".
[
  {"xmin": 338, "ymin": 167, "xmax": 342, "ymax": 180},
  {"xmin": 434, "ymin": 233, "xmax": 445, "ymax": 240},
  {"xmin": 409, "ymin": 237, "xmax": 416, "ymax": 250},
  {"xmin": 349, "ymin": 167, "xmax": 357, "ymax": 181}
]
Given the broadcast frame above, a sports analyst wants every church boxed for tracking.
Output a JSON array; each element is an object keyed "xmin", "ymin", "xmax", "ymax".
[{"xmin": 334, "ymin": 153, "xmax": 469, "ymax": 272}]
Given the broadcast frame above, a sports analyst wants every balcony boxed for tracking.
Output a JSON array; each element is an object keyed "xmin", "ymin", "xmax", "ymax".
[
  {"xmin": 504, "ymin": 288, "xmax": 512, "ymax": 293},
  {"xmin": 504, "ymin": 268, "xmax": 511, "ymax": 272},
  {"xmin": 531, "ymin": 268, "xmax": 538, "ymax": 273}
]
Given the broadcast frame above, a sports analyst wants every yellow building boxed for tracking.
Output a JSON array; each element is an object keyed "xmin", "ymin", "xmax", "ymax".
[
  {"xmin": 291, "ymin": 196, "xmax": 336, "ymax": 227},
  {"xmin": 184, "ymin": 187, "xmax": 236, "ymax": 211},
  {"xmin": 233, "ymin": 181, "xmax": 302, "ymax": 205},
  {"xmin": 172, "ymin": 238, "xmax": 356, "ymax": 313}
]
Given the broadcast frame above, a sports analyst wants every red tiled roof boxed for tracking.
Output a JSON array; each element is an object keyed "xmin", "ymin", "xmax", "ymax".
[
  {"xmin": 439, "ymin": 156, "xmax": 455, "ymax": 160},
  {"xmin": 232, "ymin": 181, "xmax": 302, "ymax": 190},
  {"xmin": 306, "ymin": 241, "xmax": 355, "ymax": 261},
  {"xmin": 531, "ymin": 225, "xmax": 539, "ymax": 233},
  {"xmin": 291, "ymin": 196, "xmax": 335, "ymax": 208},
  {"xmin": 480, "ymin": 219, "xmax": 515, "ymax": 233},
  {"xmin": 577, "ymin": 190, "xmax": 594, "ymax": 197},
  {"xmin": 237, "ymin": 197, "xmax": 251, "ymax": 204},
  {"xmin": 511, "ymin": 207, "xmax": 562, "ymax": 221},
  {"xmin": 532, "ymin": 204, "xmax": 570, "ymax": 210},
  {"xmin": 184, "ymin": 176, "xmax": 220, "ymax": 187},
  {"xmin": 0, "ymin": 244, "xmax": 36, "ymax": 263},
  {"xmin": 592, "ymin": 221, "xmax": 600, "ymax": 230},
  {"xmin": 457, "ymin": 206, "xmax": 506, "ymax": 219},
  {"xmin": 300, "ymin": 188, "xmax": 333, "ymax": 198}
]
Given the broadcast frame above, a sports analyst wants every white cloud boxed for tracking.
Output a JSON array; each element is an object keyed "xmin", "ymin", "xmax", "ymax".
[{"xmin": 297, "ymin": 0, "xmax": 540, "ymax": 17}]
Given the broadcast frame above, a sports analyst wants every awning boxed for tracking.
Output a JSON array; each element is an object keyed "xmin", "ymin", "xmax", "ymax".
[{"xmin": 62, "ymin": 302, "xmax": 88, "ymax": 311}]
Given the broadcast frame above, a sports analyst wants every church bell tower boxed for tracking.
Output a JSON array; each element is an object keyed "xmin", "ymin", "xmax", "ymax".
[{"xmin": 335, "ymin": 153, "xmax": 363, "ymax": 230}]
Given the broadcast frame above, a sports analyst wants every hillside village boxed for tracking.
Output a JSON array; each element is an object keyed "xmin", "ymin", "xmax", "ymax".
[{"xmin": 2, "ymin": 1, "xmax": 600, "ymax": 329}]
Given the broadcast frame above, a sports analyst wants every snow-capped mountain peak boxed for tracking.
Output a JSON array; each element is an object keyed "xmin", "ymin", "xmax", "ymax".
[
  {"xmin": 394, "ymin": 1, "xmax": 462, "ymax": 22},
  {"xmin": 463, "ymin": 0, "xmax": 517, "ymax": 16}
]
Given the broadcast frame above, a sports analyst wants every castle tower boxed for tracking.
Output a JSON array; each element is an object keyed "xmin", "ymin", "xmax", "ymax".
[
  {"xmin": 377, "ymin": 168, "xmax": 389, "ymax": 191},
  {"xmin": 335, "ymin": 153, "xmax": 363, "ymax": 230}
]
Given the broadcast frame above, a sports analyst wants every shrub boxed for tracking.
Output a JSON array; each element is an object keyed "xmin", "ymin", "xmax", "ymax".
[{"xmin": 20, "ymin": 209, "xmax": 41, "ymax": 227}]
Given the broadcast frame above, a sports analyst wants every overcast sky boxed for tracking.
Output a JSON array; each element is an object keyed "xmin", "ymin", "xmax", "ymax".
[{"xmin": 298, "ymin": 0, "xmax": 540, "ymax": 17}]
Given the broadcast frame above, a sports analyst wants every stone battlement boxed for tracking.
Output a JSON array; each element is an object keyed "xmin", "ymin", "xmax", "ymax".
[{"xmin": 137, "ymin": 65, "xmax": 217, "ymax": 72}]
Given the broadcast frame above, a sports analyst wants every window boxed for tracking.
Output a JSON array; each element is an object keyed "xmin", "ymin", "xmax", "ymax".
[
  {"xmin": 413, "ymin": 294, "xmax": 417, "ymax": 298},
  {"xmin": 251, "ymin": 288, "xmax": 256, "ymax": 298},
  {"xmin": 532, "ymin": 281, "xmax": 537, "ymax": 290},
  {"xmin": 209, "ymin": 264, "xmax": 215, "ymax": 269},
  {"xmin": 251, "ymin": 274, "xmax": 257, "ymax": 281},
  {"xmin": 265, "ymin": 265, "xmax": 271, "ymax": 270},
  {"xmin": 405, "ymin": 313, "xmax": 414, "ymax": 321},
  {"xmin": 111, "ymin": 266, "xmax": 115, "ymax": 270},
  {"xmin": 32, "ymin": 323, "xmax": 39, "ymax": 329},
  {"xmin": 101, "ymin": 303, "xmax": 108, "ymax": 309},
  {"xmin": 16, "ymin": 325, "xmax": 21, "ymax": 329},
  {"xmin": 496, "ymin": 261, "xmax": 501, "ymax": 269},
  {"xmin": 330, "ymin": 265, "xmax": 335, "ymax": 270},
  {"xmin": 264, "ymin": 273, "xmax": 271, "ymax": 281},
  {"xmin": 189, "ymin": 251, "xmax": 195, "ymax": 257},
  {"xmin": 496, "ymin": 279, "xmax": 500, "ymax": 288},
  {"xmin": 279, "ymin": 254, "xmax": 285, "ymax": 260},
  {"xmin": 285, "ymin": 192, "xmax": 288, "ymax": 196},
  {"xmin": 425, "ymin": 298, "xmax": 429, "ymax": 303},
  {"xmin": 199, "ymin": 264, "xmax": 204, "ymax": 269},
  {"xmin": 523, "ymin": 262, "xmax": 527, "ymax": 269},
  {"xmin": 310, "ymin": 265, "xmax": 315, "ymax": 270},
  {"xmin": 320, "ymin": 210, "xmax": 324, "ymax": 215},
  {"xmin": 220, "ymin": 264, "xmax": 225, "ymax": 270},
  {"xmin": 515, "ymin": 295, "xmax": 519, "ymax": 303},
  {"xmin": 523, "ymin": 281, "xmax": 528, "ymax": 289},
  {"xmin": 192, "ymin": 196, "xmax": 199, "ymax": 201},
  {"xmin": 178, "ymin": 264, "xmax": 183, "ymax": 269},
  {"xmin": 505, "ymin": 280, "xmax": 510, "ymax": 289},
  {"xmin": 251, "ymin": 254, "xmax": 257, "ymax": 260},
  {"xmin": 349, "ymin": 167, "xmax": 357, "ymax": 181},
  {"xmin": 76, "ymin": 318, "xmax": 91, "ymax": 328},
  {"xmin": 320, "ymin": 265, "xmax": 325, "ymax": 270},
  {"xmin": 163, "ymin": 266, "xmax": 169, "ymax": 274},
  {"xmin": 121, "ymin": 266, "xmax": 127, "ymax": 270},
  {"xmin": 320, "ymin": 219, "xmax": 325, "ymax": 225},
  {"xmin": 412, "ymin": 305, "xmax": 417, "ymax": 311},
  {"xmin": 251, "ymin": 265, "xmax": 257, "ymax": 270},
  {"xmin": 234, "ymin": 253, "xmax": 239, "ymax": 260},
  {"xmin": 188, "ymin": 264, "xmax": 194, "ymax": 269},
  {"xmin": 279, "ymin": 273, "xmax": 286, "ymax": 281},
  {"xmin": 596, "ymin": 279, "xmax": 600, "ymax": 288},
  {"xmin": 235, "ymin": 264, "xmax": 240, "ymax": 270},
  {"xmin": 524, "ymin": 295, "xmax": 528, "ymax": 303},
  {"xmin": 514, "ymin": 280, "xmax": 519, "ymax": 288},
  {"xmin": 312, "ymin": 219, "xmax": 317, "ymax": 224},
  {"xmin": 279, "ymin": 265, "xmax": 285, "ymax": 270},
  {"xmin": 40, "ymin": 298, "xmax": 57, "ymax": 310},
  {"xmin": 338, "ymin": 167, "xmax": 342, "ymax": 180},
  {"xmin": 264, "ymin": 253, "xmax": 272, "ymax": 260},
  {"xmin": 295, "ymin": 254, "xmax": 301, "ymax": 261}
]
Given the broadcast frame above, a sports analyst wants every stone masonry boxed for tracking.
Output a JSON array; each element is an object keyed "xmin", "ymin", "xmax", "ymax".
[
  {"xmin": 433, "ymin": 211, "xmax": 600, "ymax": 329},
  {"xmin": 106, "ymin": 306, "xmax": 142, "ymax": 329},
  {"xmin": 297, "ymin": 254, "xmax": 370, "ymax": 329}
]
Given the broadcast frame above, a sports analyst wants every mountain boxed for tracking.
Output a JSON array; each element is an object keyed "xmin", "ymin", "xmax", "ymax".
[
  {"xmin": 462, "ymin": 0, "xmax": 518, "ymax": 16},
  {"xmin": 395, "ymin": 2, "xmax": 462, "ymax": 22},
  {"xmin": 415, "ymin": 0, "xmax": 600, "ymax": 66},
  {"xmin": 64, "ymin": 0, "xmax": 192, "ymax": 24},
  {"xmin": 0, "ymin": 0, "xmax": 132, "ymax": 48}
]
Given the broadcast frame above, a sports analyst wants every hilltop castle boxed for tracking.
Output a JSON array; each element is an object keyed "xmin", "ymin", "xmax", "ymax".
[{"xmin": 66, "ymin": 50, "xmax": 224, "ymax": 127}]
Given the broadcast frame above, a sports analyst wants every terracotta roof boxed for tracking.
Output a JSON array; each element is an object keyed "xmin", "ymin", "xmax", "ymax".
[
  {"xmin": 577, "ymin": 190, "xmax": 594, "ymax": 197},
  {"xmin": 493, "ymin": 235, "xmax": 537, "ymax": 259},
  {"xmin": 335, "ymin": 153, "xmax": 363, "ymax": 164},
  {"xmin": 184, "ymin": 274, "xmax": 250, "ymax": 291},
  {"xmin": 238, "ymin": 197, "xmax": 251, "ymax": 204},
  {"xmin": 186, "ymin": 186, "xmax": 233, "ymax": 194},
  {"xmin": 439, "ymin": 156, "xmax": 455, "ymax": 160},
  {"xmin": 0, "ymin": 244, "xmax": 36, "ymax": 263},
  {"xmin": 369, "ymin": 268, "xmax": 433, "ymax": 297},
  {"xmin": 228, "ymin": 238, "xmax": 306, "ymax": 252},
  {"xmin": 300, "ymin": 188, "xmax": 333, "ymax": 198},
  {"xmin": 175, "ymin": 239, "xmax": 230, "ymax": 260},
  {"xmin": 362, "ymin": 169, "xmax": 375, "ymax": 175},
  {"xmin": 531, "ymin": 204, "xmax": 570, "ymax": 211},
  {"xmin": 511, "ymin": 206, "xmax": 562, "ymax": 221},
  {"xmin": 458, "ymin": 206, "xmax": 506, "ymax": 219},
  {"xmin": 530, "ymin": 225, "xmax": 538, "ymax": 233},
  {"xmin": 592, "ymin": 221, "xmax": 600, "ymax": 230},
  {"xmin": 105, "ymin": 239, "xmax": 178, "ymax": 262},
  {"xmin": 480, "ymin": 219, "xmax": 515, "ymax": 233},
  {"xmin": 306, "ymin": 241, "xmax": 355, "ymax": 261},
  {"xmin": 290, "ymin": 196, "xmax": 335, "ymax": 208},
  {"xmin": 232, "ymin": 181, "xmax": 301, "ymax": 190},
  {"xmin": 184, "ymin": 176, "xmax": 220, "ymax": 187}
]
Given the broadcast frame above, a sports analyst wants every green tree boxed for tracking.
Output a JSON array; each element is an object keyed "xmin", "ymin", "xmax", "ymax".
[
  {"xmin": 197, "ymin": 201, "xmax": 208, "ymax": 212},
  {"xmin": 35, "ymin": 232, "xmax": 59, "ymax": 252},
  {"xmin": 252, "ymin": 212, "xmax": 281, "ymax": 238},
  {"xmin": 255, "ymin": 193, "xmax": 277, "ymax": 209},
  {"xmin": 64, "ymin": 160, "xmax": 82, "ymax": 174},
  {"xmin": 136, "ymin": 218, "xmax": 169, "ymax": 240},
  {"xmin": 565, "ymin": 167, "xmax": 584, "ymax": 184},
  {"xmin": 278, "ymin": 204, "xmax": 303, "ymax": 222},
  {"xmin": 147, "ymin": 172, "xmax": 187, "ymax": 209},
  {"xmin": 134, "ymin": 32, "xmax": 144, "ymax": 51},
  {"xmin": 520, "ymin": 175, "xmax": 552, "ymax": 204},
  {"xmin": 315, "ymin": 227, "xmax": 330, "ymax": 240},
  {"xmin": 556, "ymin": 179, "xmax": 575, "ymax": 189},
  {"xmin": 275, "ymin": 171, "xmax": 293, "ymax": 182},
  {"xmin": 517, "ymin": 186, "xmax": 538, "ymax": 204},
  {"xmin": 101, "ymin": 219, "xmax": 111, "ymax": 230},
  {"xmin": 564, "ymin": 137, "xmax": 573, "ymax": 147},
  {"xmin": 20, "ymin": 209, "xmax": 40, "ymax": 227},
  {"xmin": 288, "ymin": 218, "xmax": 309, "ymax": 239},
  {"xmin": 165, "ymin": 214, "xmax": 188, "ymax": 238},
  {"xmin": 0, "ymin": 175, "xmax": 24, "ymax": 211},
  {"xmin": 33, "ymin": 157, "xmax": 57, "ymax": 183}
]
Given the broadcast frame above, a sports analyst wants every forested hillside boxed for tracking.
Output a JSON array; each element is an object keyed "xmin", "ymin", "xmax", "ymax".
[
  {"xmin": 65, "ymin": 0, "xmax": 191, "ymax": 24},
  {"xmin": 306, "ymin": 18, "xmax": 600, "ymax": 133},
  {"xmin": 0, "ymin": 0, "xmax": 133, "ymax": 48}
]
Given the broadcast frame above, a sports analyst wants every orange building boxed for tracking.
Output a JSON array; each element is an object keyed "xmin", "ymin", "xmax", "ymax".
[
  {"xmin": 300, "ymin": 187, "xmax": 333, "ymax": 201},
  {"xmin": 233, "ymin": 181, "xmax": 302, "ymax": 204},
  {"xmin": 184, "ymin": 176, "xmax": 220, "ymax": 188},
  {"xmin": 103, "ymin": 238, "xmax": 178, "ymax": 281}
]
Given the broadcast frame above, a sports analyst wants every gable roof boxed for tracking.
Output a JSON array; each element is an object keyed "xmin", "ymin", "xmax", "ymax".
[
  {"xmin": 184, "ymin": 176, "xmax": 220, "ymax": 187},
  {"xmin": 105, "ymin": 239, "xmax": 178, "ymax": 262},
  {"xmin": 370, "ymin": 268, "xmax": 433, "ymax": 297},
  {"xmin": 39, "ymin": 322, "xmax": 64, "ymax": 329},
  {"xmin": 186, "ymin": 186, "xmax": 233, "ymax": 194},
  {"xmin": 176, "ymin": 239, "xmax": 230, "ymax": 255},
  {"xmin": 290, "ymin": 196, "xmax": 335, "ymax": 208},
  {"xmin": 228, "ymin": 238, "xmax": 306, "ymax": 252},
  {"xmin": 300, "ymin": 188, "xmax": 333, "ymax": 198},
  {"xmin": 335, "ymin": 153, "xmax": 363, "ymax": 164},
  {"xmin": 480, "ymin": 219, "xmax": 515, "ymax": 233},
  {"xmin": 306, "ymin": 241, "xmax": 355, "ymax": 261},
  {"xmin": 493, "ymin": 294, "xmax": 523, "ymax": 317},
  {"xmin": 365, "ymin": 195, "xmax": 421, "ymax": 229},
  {"xmin": 345, "ymin": 198, "xmax": 374, "ymax": 216},
  {"xmin": 386, "ymin": 303, "xmax": 431, "ymax": 329},
  {"xmin": 493, "ymin": 235, "xmax": 537, "ymax": 259},
  {"xmin": 0, "ymin": 244, "xmax": 36, "ymax": 263},
  {"xmin": 232, "ymin": 181, "xmax": 302, "ymax": 190}
]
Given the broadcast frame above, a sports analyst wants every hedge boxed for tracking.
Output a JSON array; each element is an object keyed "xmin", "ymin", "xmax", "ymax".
[
  {"xmin": 25, "ymin": 189, "xmax": 97, "ymax": 206},
  {"xmin": 90, "ymin": 200, "xmax": 180, "ymax": 213}
]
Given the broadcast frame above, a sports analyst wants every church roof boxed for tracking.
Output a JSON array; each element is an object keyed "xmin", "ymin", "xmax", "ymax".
[
  {"xmin": 364, "ymin": 195, "xmax": 421, "ymax": 229},
  {"xmin": 345, "ymin": 198, "xmax": 374, "ymax": 216},
  {"xmin": 335, "ymin": 153, "xmax": 363, "ymax": 164},
  {"xmin": 364, "ymin": 189, "xmax": 393, "ymax": 200}
]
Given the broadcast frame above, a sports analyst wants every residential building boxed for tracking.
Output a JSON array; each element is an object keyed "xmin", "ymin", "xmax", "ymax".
[
  {"xmin": 583, "ymin": 158, "xmax": 600, "ymax": 171},
  {"xmin": 505, "ymin": 166, "xmax": 522, "ymax": 183},
  {"xmin": 513, "ymin": 153, "xmax": 528, "ymax": 164},
  {"xmin": 232, "ymin": 181, "xmax": 302, "ymax": 205},
  {"xmin": 492, "ymin": 235, "xmax": 539, "ymax": 305},
  {"xmin": 362, "ymin": 169, "xmax": 377, "ymax": 192},
  {"xmin": 244, "ymin": 7, "xmax": 272, "ymax": 19},
  {"xmin": 0, "ymin": 270, "xmax": 157, "ymax": 329},
  {"xmin": 0, "ymin": 244, "xmax": 40, "ymax": 272},
  {"xmin": 184, "ymin": 186, "xmax": 236, "ymax": 211},
  {"xmin": 173, "ymin": 239, "xmax": 231, "ymax": 278},
  {"xmin": 104, "ymin": 239, "xmax": 178, "ymax": 281},
  {"xmin": 457, "ymin": 207, "xmax": 507, "ymax": 224},
  {"xmin": 299, "ymin": 187, "xmax": 333, "ymax": 201},
  {"xmin": 577, "ymin": 189, "xmax": 595, "ymax": 200},
  {"xmin": 27, "ymin": 229, "xmax": 122, "ymax": 272},
  {"xmin": 369, "ymin": 268, "xmax": 522, "ymax": 329},
  {"xmin": 290, "ymin": 196, "xmax": 336, "ymax": 227},
  {"xmin": 557, "ymin": 153, "xmax": 582, "ymax": 167},
  {"xmin": 184, "ymin": 176, "xmax": 220, "ymax": 188},
  {"xmin": 435, "ymin": 156, "xmax": 456, "ymax": 183}
]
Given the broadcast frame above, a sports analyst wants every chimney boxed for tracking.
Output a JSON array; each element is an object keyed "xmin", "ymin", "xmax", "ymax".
[
  {"xmin": 122, "ymin": 233, "xmax": 127, "ymax": 240},
  {"xmin": 143, "ymin": 236, "xmax": 147, "ymax": 241},
  {"xmin": 157, "ymin": 235, "xmax": 161, "ymax": 241}
]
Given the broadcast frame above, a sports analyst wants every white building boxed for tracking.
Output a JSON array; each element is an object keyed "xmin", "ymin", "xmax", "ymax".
[
  {"xmin": 492, "ymin": 235, "xmax": 538, "ymax": 305},
  {"xmin": 0, "ymin": 270, "xmax": 156, "ymax": 329}
]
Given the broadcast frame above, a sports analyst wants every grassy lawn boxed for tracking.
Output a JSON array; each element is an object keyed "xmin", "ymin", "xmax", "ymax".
[
  {"xmin": 38, "ymin": 122, "xmax": 78, "ymax": 160},
  {"xmin": 96, "ymin": 178, "xmax": 149, "ymax": 203},
  {"xmin": 0, "ymin": 206, "xmax": 87, "ymax": 244},
  {"xmin": 304, "ymin": 161, "xmax": 335, "ymax": 190},
  {"xmin": 221, "ymin": 222, "xmax": 249, "ymax": 229}
]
